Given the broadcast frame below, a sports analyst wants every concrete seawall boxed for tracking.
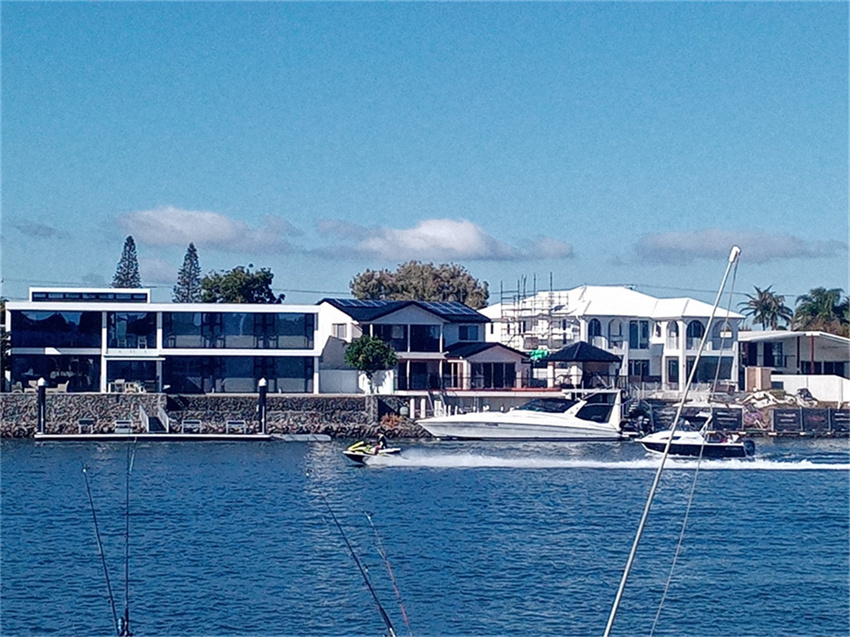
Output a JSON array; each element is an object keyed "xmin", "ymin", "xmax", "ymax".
[{"xmin": 0, "ymin": 393, "xmax": 429, "ymax": 439}]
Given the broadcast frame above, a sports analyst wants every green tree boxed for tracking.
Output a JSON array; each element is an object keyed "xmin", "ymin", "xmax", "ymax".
[
  {"xmin": 173, "ymin": 243, "xmax": 202, "ymax": 302},
  {"xmin": 112, "ymin": 236, "xmax": 141, "ymax": 288},
  {"xmin": 200, "ymin": 264, "xmax": 284, "ymax": 304},
  {"xmin": 794, "ymin": 287, "xmax": 848, "ymax": 335},
  {"xmin": 739, "ymin": 285, "xmax": 793, "ymax": 330},
  {"xmin": 344, "ymin": 335, "xmax": 398, "ymax": 392},
  {"xmin": 349, "ymin": 268, "xmax": 397, "ymax": 301},
  {"xmin": 350, "ymin": 261, "xmax": 489, "ymax": 308}
]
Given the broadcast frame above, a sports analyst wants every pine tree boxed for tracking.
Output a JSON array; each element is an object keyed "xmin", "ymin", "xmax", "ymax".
[
  {"xmin": 112, "ymin": 236, "xmax": 142, "ymax": 288},
  {"xmin": 173, "ymin": 243, "xmax": 202, "ymax": 302}
]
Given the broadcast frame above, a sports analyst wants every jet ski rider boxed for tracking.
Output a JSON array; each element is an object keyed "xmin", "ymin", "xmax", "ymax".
[{"xmin": 375, "ymin": 432, "xmax": 388, "ymax": 453}]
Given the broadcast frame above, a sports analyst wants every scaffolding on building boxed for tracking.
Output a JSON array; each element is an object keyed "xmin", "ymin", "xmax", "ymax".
[{"xmin": 497, "ymin": 274, "xmax": 579, "ymax": 354}]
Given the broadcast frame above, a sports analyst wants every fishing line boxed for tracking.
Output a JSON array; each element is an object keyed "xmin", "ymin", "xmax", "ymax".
[
  {"xmin": 320, "ymin": 495, "xmax": 397, "ymax": 637},
  {"xmin": 82, "ymin": 464, "xmax": 120, "ymax": 636},
  {"xmin": 651, "ymin": 259, "xmax": 740, "ymax": 635},
  {"xmin": 366, "ymin": 513, "xmax": 413, "ymax": 637},
  {"xmin": 649, "ymin": 436, "xmax": 707, "ymax": 636},
  {"xmin": 120, "ymin": 440, "xmax": 136, "ymax": 637}
]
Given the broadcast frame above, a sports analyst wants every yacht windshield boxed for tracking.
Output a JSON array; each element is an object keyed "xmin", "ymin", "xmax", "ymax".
[{"xmin": 516, "ymin": 398, "xmax": 576, "ymax": 413}]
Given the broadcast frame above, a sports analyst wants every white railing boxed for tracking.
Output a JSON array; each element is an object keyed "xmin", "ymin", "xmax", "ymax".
[
  {"xmin": 138, "ymin": 405, "xmax": 149, "ymax": 432},
  {"xmin": 158, "ymin": 405, "xmax": 171, "ymax": 433}
]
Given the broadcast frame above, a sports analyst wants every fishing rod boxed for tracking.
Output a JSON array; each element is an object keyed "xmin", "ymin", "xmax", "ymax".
[
  {"xmin": 365, "ymin": 513, "xmax": 412, "ymax": 637},
  {"xmin": 320, "ymin": 495, "xmax": 397, "ymax": 637},
  {"xmin": 82, "ymin": 464, "xmax": 120, "ymax": 636}
]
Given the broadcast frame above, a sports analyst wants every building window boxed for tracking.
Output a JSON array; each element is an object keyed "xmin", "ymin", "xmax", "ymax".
[
  {"xmin": 686, "ymin": 320, "xmax": 705, "ymax": 349},
  {"xmin": 629, "ymin": 320, "xmax": 649, "ymax": 350},
  {"xmin": 107, "ymin": 360, "xmax": 158, "ymax": 392},
  {"xmin": 11, "ymin": 354, "xmax": 100, "ymax": 392},
  {"xmin": 372, "ymin": 324, "xmax": 407, "ymax": 351},
  {"xmin": 471, "ymin": 362, "xmax": 516, "ymax": 389},
  {"xmin": 686, "ymin": 356, "xmax": 733, "ymax": 383},
  {"xmin": 11, "ymin": 310, "xmax": 102, "ymax": 348},
  {"xmin": 410, "ymin": 325, "xmax": 441, "ymax": 352},
  {"xmin": 164, "ymin": 312, "xmax": 315, "ymax": 349},
  {"xmin": 608, "ymin": 319, "xmax": 623, "ymax": 345},
  {"xmin": 163, "ymin": 355, "xmax": 314, "ymax": 394},
  {"xmin": 108, "ymin": 312, "xmax": 156, "ymax": 349},
  {"xmin": 333, "ymin": 323, "xmax": 347, "ymax": 339},
  {"xmin": 628, "ymin": 360, "xmax": 650, "ymax": 380},
  {"xmin": 458, "ymin": 325, "xmax": 479, "ymax": 341}
]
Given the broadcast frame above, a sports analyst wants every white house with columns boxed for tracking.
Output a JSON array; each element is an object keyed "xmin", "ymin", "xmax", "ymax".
[{"xmin": 480, "ymin": 285, "xmax": 744, "ymax": 391}]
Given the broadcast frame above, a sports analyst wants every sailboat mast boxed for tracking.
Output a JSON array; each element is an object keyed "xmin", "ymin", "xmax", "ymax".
[{"xmin": 603, "ymin": 246, "xmax": 741, "ymax": 637}]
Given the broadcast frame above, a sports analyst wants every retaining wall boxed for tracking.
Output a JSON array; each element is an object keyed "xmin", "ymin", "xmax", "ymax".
[{"xmin": 0, "ymin": 393, "xmax": 428, "ymax": 439}]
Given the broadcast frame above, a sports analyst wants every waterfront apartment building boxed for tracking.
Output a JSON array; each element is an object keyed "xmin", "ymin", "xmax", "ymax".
[
  {"xmin": 480, "ymin": 285, "xmax": 745, "ymax": 391},
  {"xmin": 6, "ymin": 288, "xmax": 320, "ymax": 394}
]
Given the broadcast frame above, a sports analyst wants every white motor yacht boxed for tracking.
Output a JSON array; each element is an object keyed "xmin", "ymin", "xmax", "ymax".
[{"xmin": 417, "ymin": 391, "xmax": 626, "ymax": 441}]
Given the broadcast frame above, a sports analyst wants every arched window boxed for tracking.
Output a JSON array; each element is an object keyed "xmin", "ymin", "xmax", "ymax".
[
  {"xmin": 686, "ymin": 321, "xmax": 705, "ymax": 338},
  {"xmin": 712, "ymin": 321, "xmax": 732, "ymax": 338},
  {"xmin": 608, "ymin": 319, "xmax": 623, "ymax": 343},
  {"xmin": 666, "ymin": 322, "xmax": 680, "ymax": 348},
  {"xmin": 686, "ymin": 320, "xmax": 705, "ymax": 349},
  {"xmin": 588, "ymin": 319, "xmax": 602, "ymax": 338}
]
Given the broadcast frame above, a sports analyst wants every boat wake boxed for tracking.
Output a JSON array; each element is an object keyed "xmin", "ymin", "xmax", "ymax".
[{"xmin": 363, "ymin": 449, "xmax": 849, "ymax": 471}]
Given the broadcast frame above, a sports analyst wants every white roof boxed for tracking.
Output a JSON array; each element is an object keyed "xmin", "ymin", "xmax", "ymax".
[
  {"xmin": 738, "ymin": 330, "xmax": 850, "ymax": 346},
  {"xmin": 483, "ymin": 285, "xmax": 744, "ymax": 321}
]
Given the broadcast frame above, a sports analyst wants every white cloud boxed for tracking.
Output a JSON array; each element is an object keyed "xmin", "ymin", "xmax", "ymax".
[
  {"xmin": 318, "ymin": 218, "xmax": 520, "ymax": 261},
  {"xmin": 635, "ymin": 229, "xmax": 847, "ymax": 265},
  {"xmin": 117, "ymin": 206, "xmax": 296, "ymax": 253},
  {"xmin": 533, "ymin": 236, "xmax": 575, "ymax": 259},
  {"xmin": 361, "ymin": 219, "xmax": 520, "ymax": 260}
]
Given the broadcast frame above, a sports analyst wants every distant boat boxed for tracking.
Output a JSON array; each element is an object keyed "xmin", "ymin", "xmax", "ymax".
[
  {"xmin": 637, "ymin": 412, "xmax": 755, "ymax": 459},
  {"xmin": 417, "ymin": 390, "xmax": 626, "ymax": 441}
]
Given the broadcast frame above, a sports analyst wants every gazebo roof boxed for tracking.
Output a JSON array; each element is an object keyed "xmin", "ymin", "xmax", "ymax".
[{"xmin": 545, "ymin": 341, "xmax": 621, "ymax": 363}]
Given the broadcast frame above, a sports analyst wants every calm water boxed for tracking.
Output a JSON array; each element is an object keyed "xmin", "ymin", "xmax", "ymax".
[{"xmin": 1, "ymin": 437, "xmax": 848, "ymax": 637}]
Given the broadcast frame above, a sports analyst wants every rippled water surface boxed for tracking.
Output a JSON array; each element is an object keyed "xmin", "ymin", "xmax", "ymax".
[{"xmin": 1, "ymin": 437, "xmax": 848, "ymax": 637}]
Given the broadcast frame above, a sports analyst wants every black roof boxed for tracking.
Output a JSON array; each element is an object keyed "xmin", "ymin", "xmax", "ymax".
[
  {"xmin": 445, "ymin": 342, "xmax": 528, "ymax": 359},
  {"xmin": 320, "ymin": 298, "xmax": 489, "ymax": 323},
  {"xmin": 545, "ymin": 341, "xmax": 621, "ymax": 363}
]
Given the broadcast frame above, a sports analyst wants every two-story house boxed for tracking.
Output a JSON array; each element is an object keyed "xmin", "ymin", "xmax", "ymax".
[
  {"xmin": 317, "ymin": 299, "xmax": 528, "ymax": 394},
  {"xmin": 480, "ymin": 285, "xmax": 744, "ymax": 392}
]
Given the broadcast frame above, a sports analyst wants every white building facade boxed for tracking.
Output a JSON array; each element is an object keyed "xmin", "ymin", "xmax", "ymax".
[{"xmin": 480, "ymin": 285, "xmax": 744, "ymax": 391}]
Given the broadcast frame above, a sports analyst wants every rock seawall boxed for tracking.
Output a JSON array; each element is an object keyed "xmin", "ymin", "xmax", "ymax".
[{"xmin": 0, "ymin": 393, "xmax": 429, "ymax": 439}]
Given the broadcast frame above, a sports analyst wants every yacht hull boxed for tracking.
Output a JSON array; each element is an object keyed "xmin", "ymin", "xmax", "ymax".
[{"xmin": 418, "ymin": 403, "xmax": 624, "ymax": 441}]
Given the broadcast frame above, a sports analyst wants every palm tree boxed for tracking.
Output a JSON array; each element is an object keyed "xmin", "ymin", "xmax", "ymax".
[
  {"xmin": 793, "ymin": 287, "xmax": 848, "ymax": 335},
  {"xmin": 739, "ymin": 286, "xmax": 793, "ymax": 330}
]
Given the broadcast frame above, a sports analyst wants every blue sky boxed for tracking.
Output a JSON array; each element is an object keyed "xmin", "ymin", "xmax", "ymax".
[{"xmin": 1, "ymin": 2, "xmax": 847, "ymax": 309}]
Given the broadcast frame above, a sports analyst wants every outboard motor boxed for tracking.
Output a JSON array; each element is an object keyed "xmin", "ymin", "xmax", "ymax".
[{"xmin": 742, "ymin": 438, "xmax": 756, "ymax": 457}]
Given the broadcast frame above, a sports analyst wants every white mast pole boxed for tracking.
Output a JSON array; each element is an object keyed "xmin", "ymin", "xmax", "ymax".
[{"xmin": 603, "ymin": 246, "xmax": 740, "ymax": 637}]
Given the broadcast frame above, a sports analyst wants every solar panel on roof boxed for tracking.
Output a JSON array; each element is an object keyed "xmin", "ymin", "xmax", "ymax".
[{"xmin": 336, "ymin": 299, "xmax": 387, "ymax": 308}]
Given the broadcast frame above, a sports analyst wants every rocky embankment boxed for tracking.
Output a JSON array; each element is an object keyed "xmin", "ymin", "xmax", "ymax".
[{"xmin": 0, "ymin": 393, "xmax": 430, "ymax": 439}]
